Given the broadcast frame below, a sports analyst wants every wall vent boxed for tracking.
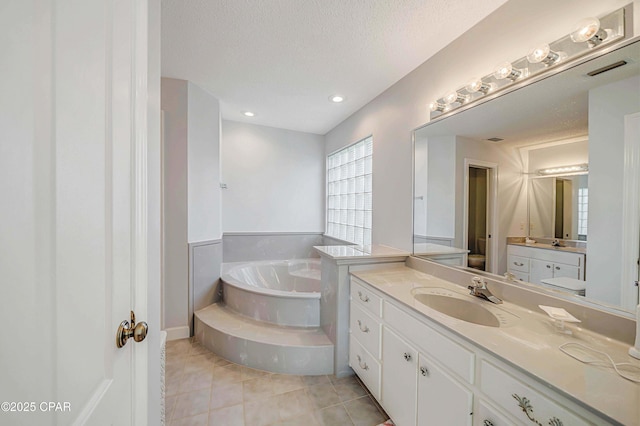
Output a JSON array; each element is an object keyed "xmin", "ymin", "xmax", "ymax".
[
  {"xmin": 486, "ymin": 137, "xmax": 504, "ymax": 142},
  {"xmin": 587, "ymin": 60, "xmax": 627, "ymax": 77}
]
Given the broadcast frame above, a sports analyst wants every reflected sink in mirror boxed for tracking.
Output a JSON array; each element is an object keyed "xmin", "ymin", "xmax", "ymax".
[{"xmin": 411, "ymin": 288, "xmax": 519, "ymax": 327}]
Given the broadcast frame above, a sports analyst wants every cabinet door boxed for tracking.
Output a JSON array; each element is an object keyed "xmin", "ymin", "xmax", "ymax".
[
  {"xmin": 382, "ymin": 327, "xmax": 417, "ymax": 426},
  {"xmin": 529, "ymin": 259, "xmax": 553, "ymax": 284},
  {"xmin": 552, "ymin": 263, "xmax": 581, "ymax": 280},
  {"xmin": 418, "ymin": 354, "xmax": 473, "ymax": 426}
]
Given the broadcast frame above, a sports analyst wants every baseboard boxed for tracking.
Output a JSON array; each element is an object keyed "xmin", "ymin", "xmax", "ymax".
[{"xmin": 164, "ymin": 326, "xmax": 190, "ymax": 341}]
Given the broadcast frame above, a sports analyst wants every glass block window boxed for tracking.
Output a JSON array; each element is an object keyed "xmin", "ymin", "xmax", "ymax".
[
  {"xmin": 326, "ymin": 136, "xmax": 373, "ymax": 246},
  {"xmin": 577, "ymin": 187, "xmax": 588, "ymax": 238}
]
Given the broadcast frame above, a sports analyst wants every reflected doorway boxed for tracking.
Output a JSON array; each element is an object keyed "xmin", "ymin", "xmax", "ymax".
[{"xmin": 464, "ymin": 160, "xmax": 497, "ymax": 273}]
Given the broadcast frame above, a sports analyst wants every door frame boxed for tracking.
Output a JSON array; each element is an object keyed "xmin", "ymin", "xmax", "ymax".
[
  {"xmin": 462, "ymin": 159, "xmax": 498, "ymax": 273},
  {"xmin": 621, "ymin": 112, "xmax": 640, "ymax": 310}
]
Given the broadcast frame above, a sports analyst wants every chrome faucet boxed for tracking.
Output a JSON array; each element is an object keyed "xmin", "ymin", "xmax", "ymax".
[{"xmin": 468, "ymin": 276, "xmax": 503, "ymax": 304}]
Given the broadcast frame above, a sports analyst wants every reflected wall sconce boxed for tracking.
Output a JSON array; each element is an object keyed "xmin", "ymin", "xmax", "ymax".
[
  {"xmin": 538, "ymin": 163, "xmax": 589, "ymax": 176},
  {"xmin": 428, "ymin": 7, "xmax": 625, "ymax": 120}
]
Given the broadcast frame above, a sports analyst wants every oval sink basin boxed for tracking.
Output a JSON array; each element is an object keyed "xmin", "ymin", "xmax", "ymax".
[{"xmin": 413, "ymin": 293, "xmax": 500, "ymax": 327}]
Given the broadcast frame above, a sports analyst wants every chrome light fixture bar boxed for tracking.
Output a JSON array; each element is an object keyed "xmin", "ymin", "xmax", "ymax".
[
  {"xmin": 429, "ymin": 7, "xmax": 625, "ymax": 120},
  {"xmin": 538, "ymin": 163, "xmax": 589, "ymax": 176}
]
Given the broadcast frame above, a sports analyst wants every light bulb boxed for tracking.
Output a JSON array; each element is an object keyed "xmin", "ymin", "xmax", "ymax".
[
  {"xmin": 570, "ymin": 17, "xmax": 611, "ymax": 47},
  {"xmin": 329, "ymin": 95, "xmax": 345, "ymax": 103},
  {"xmin": 571, "ymin": 17, "xmax": 601, "ymax": 43},
  {"xmin": 243, "ymin": 111, "xmax": 255, "ymax": 117},
  {"xmin": 429, "ymin": 101, "xmax": 445, "ymax": 112},
  {"xmin": 527, "ymin": 44, "xmax": 563, "ymax": 66},
  {"xmin": 493, "ymin": 62, "xmax": 522, "ymax": 81},
  {"xmin": 466, "ymin": 78, "xmax": 493, "ymax": 94},
  {"xmin": 443, "ymin": 91, "xmax": 468, "ymax": 105}
]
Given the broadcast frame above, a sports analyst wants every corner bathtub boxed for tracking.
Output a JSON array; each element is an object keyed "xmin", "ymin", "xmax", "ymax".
[{"xmin": 221, "ymin": 258, "xmax": 321, "ymax": 327}]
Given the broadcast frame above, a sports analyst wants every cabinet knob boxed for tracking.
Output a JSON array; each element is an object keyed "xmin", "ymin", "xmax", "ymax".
[
  {"xmin": 357, "ymin": 320, "xmax": 370, "ymax": 333},
  {"xmin": 483, "ymin": 420, "xmax": 495, "ymax": 426},
  {"xmin": 358, "ymin": 291, "xmax": 370, "ymax": 303},
  {"xmin": 546, "ymin": 264, "xmax": 551, "ymax": 268},
  {"xmin": 420, "ymin": 366, "xmax": 429, "ymax": 377},
  {"xmin": 403, "ymin": 352, "xmax": 412, "ymax": 362},
  {"xmin": 555, "ymin": 266, "xmax": 560, "ymax": 270}
]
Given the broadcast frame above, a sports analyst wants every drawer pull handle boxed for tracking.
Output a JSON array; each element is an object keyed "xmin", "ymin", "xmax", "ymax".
[
  {"xmin": 356, "ymin": 355, "xmax": 369, "ymax": 371},
  {"xmin": 357, "ymin": 320, "xmax": 369, "ymax": 333},
  {"xmin": 358, "ymin": 291, "xmax": 370, "ymax": 303},
  {"xmin": 420, "ymin": 366, "xmax": 429, "ymax": 377},
  {"xmin": 514, "ymin": 262, "xmax": 524, "ymax": 267},
  {"xmin": 512, "ymin": 393, "xmax": 564, "ymax": 426},
  {"xmin": 403, "ymin": 352, "xmax": 412, "ymax": 362},
  {"xmin": 483, "ymin": 421, "xmax": 495, "ymax": 426},
  {"xmin": 546, "ymin": 264, "xmax": 551, "ymax": 268},
  {"xmin": 555, "ymin": 266, "xmax": 560, "ymax": 270}
]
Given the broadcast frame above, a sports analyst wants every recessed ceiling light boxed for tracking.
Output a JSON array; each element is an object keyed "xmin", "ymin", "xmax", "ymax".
[
  {"xmin": 329, "ymin": 95, "xmax": 346, "ymax": 103},
  {"xmin": 243, "ymin": 111, "xmax": 255, "ymax": 117}
]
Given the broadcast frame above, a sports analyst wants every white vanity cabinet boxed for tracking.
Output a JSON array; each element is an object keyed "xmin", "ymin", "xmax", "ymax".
[
  {"xmin": 507, "ymin": 244, "xmax": 585, "ymax": 285},
  {"xmin": 349, "ymin": 276, "xmax": 610, "ymax": 426}
]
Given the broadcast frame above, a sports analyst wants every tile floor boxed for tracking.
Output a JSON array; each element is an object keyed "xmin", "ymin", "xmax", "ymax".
[{"xmin": 165, "ymin": 338, "xmax": 389, "ymax": 426}]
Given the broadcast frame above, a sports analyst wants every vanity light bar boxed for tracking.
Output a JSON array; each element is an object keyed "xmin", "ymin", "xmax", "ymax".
[
  {"xmin": 428, "ymin": 7, "xmax": 625, "ymax": 119},
  {"xmin": 538, "ymin": 163, "xmax": 589, "ymax": 176}
]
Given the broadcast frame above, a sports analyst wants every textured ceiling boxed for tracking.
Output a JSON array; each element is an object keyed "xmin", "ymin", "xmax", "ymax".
[{"xmin": 161, "ymin": 0, "xmax": 508, "ymax": 135}]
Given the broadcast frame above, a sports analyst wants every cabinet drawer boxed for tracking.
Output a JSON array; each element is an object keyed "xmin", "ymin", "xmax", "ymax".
[
  {"xmin": 351, "ymin": 278, "xmax": 382, "ymax": 317},
  {"xmin": 507, "ymin": 255, "xmax": 529, "ymax": 273},
  {"xmin": 384, "ymin": 301, "xmax": 474, "ymax": 384},
  {"xmin": 553, "ymin": 263, "xmax": 581, "ymax": 280},
  {"xmin": 510, "ymin": 271, "xmax": 529, "ymax": 283},
  {"xmin": 474, "ymin": 399, "xmax": 513, "ymax": 426},
  {"xmin": 350, "ymin": 302, "xmax": 382, "ymax": 358},
  {"xmin": 349, "ymin": 335, "xmax": 381, "ymax": 400},
  {"xmin": 480, "ymin": 360, "xmax": 589, "ymax": 426}
]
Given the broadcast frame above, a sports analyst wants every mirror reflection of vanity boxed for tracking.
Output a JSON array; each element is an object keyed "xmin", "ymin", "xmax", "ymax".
[{"xmin": 413, "ymin": 38, "xmax": 640, "ymax": 314}]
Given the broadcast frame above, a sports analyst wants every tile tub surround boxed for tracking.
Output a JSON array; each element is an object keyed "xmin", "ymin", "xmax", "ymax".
[
  {"xmin": 352, "ymin": 262, "xmax": 640, "ymax": 425},
  {"xmin": 222, "ymin": 232, "xmax": 325, "ymax": 263},
  {"xmin": 165, "ymin": 338, "xmax": 389, "ymax": 426}
]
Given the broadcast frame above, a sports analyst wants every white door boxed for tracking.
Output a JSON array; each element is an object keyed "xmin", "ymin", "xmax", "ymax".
[
  {"xmin": 381, "ymin": 327, "xmax": 417, "ymax": 426},
  {"xmin": 0, "ymin": 1, "xmax": 160, "ymax": 425}
]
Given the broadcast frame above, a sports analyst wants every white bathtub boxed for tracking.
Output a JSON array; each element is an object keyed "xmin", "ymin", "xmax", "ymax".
[{"xmin": 221, "ymin": 259, "xmax": 321, "ymax": 327}]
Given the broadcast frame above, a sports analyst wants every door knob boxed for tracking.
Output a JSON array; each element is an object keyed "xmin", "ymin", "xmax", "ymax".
[{"xmin": 116, "ymin": 310, "xmax": 148, "ymax": 348}]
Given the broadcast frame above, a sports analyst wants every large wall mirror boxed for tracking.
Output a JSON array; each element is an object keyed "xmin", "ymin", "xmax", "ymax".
[{"xmin": 413, "ymin": 38, "xmax": 640, "ymax": 314}]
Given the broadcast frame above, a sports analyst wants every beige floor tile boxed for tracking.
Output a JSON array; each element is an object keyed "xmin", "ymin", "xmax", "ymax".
[
  {"xmin": 170, "ymin": 413, "xmax": 209, "ymax": 426},
  {"xmin": 184, "ymin": 353, "xmax": 218, "ymax": 374},
  {"xmin": 211, "ymin": 353, "xmax": 233, "ymax": 367},
  {"xmin": 243, "ymin": 395, "xmax": 280, "ymax": 426},
  {"xmin": 172, "ymin": 388, "xmax": 211, "ymax": 420},
  {"xmin": 274, "ymin": 410, "xmax": 322, "ymax": 426},
  {"xmin": 275, "ymin": 388, "xmax": 314, "ymax": 420},
  {"xmin": 343, "ymin": 396, "xmax": 386, "ymax": 426},
  {"xmin": 165, "ymin": 395, "xmax": 178, "ymax": 421},
  {"xmin": 328, "ymin": 374, "xmax": 358, "ymax": 386},
  {"xmin": 306, "ymin": 383, "xmax": 341, "ymax": 409},
  {"xmin": 242, "ymin": 377, "xmax": 274, "ymax": 401},
  {"xmin": 209, "ymin": 382, "xmax": 243, "ymax": 410},
  {"xmin": 189, "ymin": 342, "xmax": 211, "ymax": 356},
  {"xmin": 302, "ymin": 375, "xmax": 331, "ymax": 386},
  {"xmin": 179, "ymin": 370, "xmax": 214, "ymax": 393},
  {"xmin": 211, "ymin": 364, "xmax": 244, "ymax": 385},
  {"xmin": 209, "ymin": 403, "xmax": 245, "ymax": 426},
  {"xmin": 317, "ymin": 404, "xmax": 354, "ymax": 426},
  {"xmin": 167, "ymin": 339, "xmax": 192, "ymax": 355},
  {"xmin": 166, "ymin": 376, "xmax": 182, "ymax": 397},
  {"xmin": 334, "ymin": 380, "xmax": 368, "ymax": 402},
  {"xmin": 270, "ymin": 374, "xmax": 305, "ymax": 394},
  {"xmin": 241, "ymin": 365, "xmax": 271, "ymax": 381}
]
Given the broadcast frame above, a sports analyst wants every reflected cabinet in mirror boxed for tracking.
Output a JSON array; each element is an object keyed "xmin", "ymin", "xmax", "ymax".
[{"xmin": 413, "ymin": 39, "xmax": 640, "ymax": 313}]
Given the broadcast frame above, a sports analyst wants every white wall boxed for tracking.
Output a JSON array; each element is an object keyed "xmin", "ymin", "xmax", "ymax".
[
  {"xmin": 161, "ymin": 78, "xmax": 222, "ymax": 332},
  {"xmin": 221, "ymin": 120, "xmax": 325, "ymax": 232},
  {"xmin": 187, "ymin": 82, "xmax": 222, "ymax": 242},
  {"xmin": 527, "ymin": 139, "xmax": 589, "ymax": 172},
  {"xmin": 161, "ymin": 78, "xmax": 189, "ymax": 330},
  {"xmin": 587, "ymin": 75, "xmax": 640, "ymax": 305},
  {"xmin": 324, "ymin": 0, "xmax": 635, "ymax": 251}
]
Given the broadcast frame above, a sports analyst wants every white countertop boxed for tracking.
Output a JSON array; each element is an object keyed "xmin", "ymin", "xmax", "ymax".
[
  {"xmin": 351, "ymin": 265, "xmax": 640, "ymax": 426},
  {"xmin": 313, "ymin": 244, "xmax": 410, "ymax": 260},
  {"xmin": 509, "ymin": 242, "xmax": 587, "ymax": 255},
  {"xmin": 413, "ymin": 243, "xmax": 469, "ymax": 255}
]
